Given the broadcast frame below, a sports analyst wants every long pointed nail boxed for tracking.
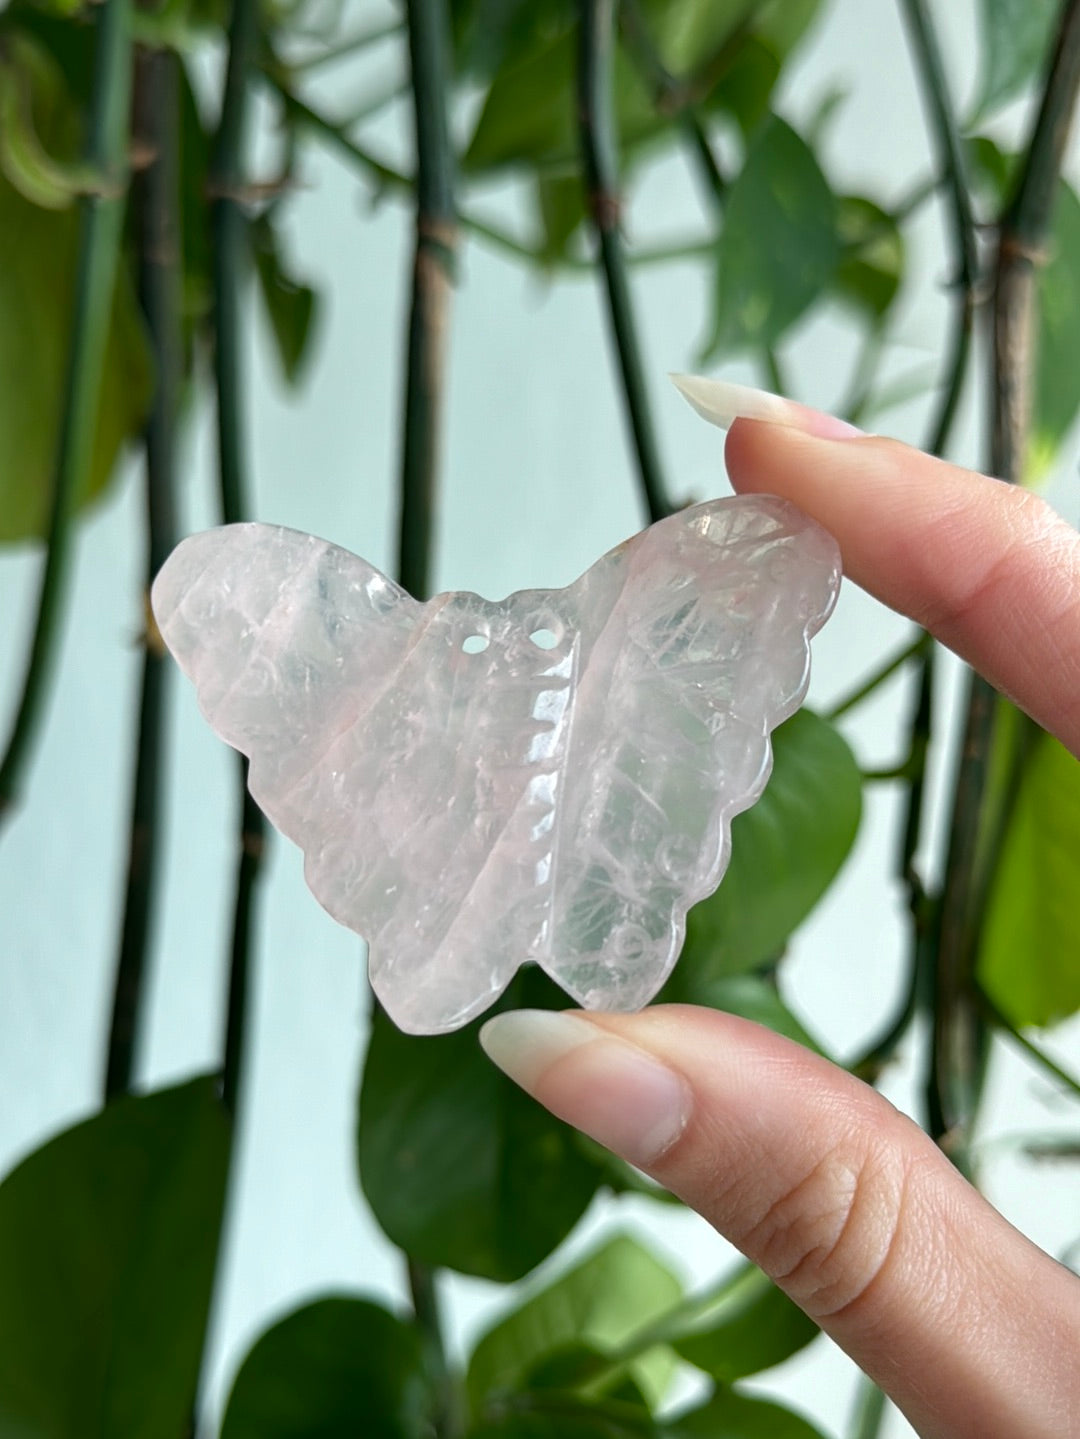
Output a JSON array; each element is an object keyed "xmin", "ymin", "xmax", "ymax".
[
  {"xmin": 479, "ymin": 1009, "xmax": 691, "ymax": 1169},
  {"xmin": 670, "ymin": 373, "xmax": 863, "ymax": 440}
]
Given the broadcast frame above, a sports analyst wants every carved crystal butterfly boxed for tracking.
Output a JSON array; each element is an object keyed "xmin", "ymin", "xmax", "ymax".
[{"xmin": 152, "ymin": 495, "xmax": 840, "ymax": 1034}]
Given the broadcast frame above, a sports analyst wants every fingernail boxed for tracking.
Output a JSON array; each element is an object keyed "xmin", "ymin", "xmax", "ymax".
[
  {"xmin": 670, "ymin": 373, "xmax": 863, "ymax": 440},
  {"xmin": 479, "ymin": 1010, "xmax": 691, "ymax": 1169}
]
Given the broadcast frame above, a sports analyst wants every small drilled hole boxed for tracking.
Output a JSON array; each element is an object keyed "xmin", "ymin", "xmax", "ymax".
[
  {"xmin": 529, "ymin": 628, "xmax": 559, "ymax": 650},
  {"xmin": 462, "ymin": 634, "xmax": 489, "ymax": 654}
]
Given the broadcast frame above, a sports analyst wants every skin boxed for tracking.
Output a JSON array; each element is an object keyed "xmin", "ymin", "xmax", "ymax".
[{"xmin": 484, "ymin": 421, "xmax": 1080, "ymax": 1438}]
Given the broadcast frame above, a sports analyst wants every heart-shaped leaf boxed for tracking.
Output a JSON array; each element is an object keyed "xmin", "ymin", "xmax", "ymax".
[
  {"xmin": 359, "ymin": 968, "xmax": 606, "ymax": 1282},
  {"xmin": 666, "ymin": 710, "xmax": 861, "ymax": 989},
  {"xmin": 466, "ymin": 1233, "xmax": 681, "ymax": 1412},
  {"xmin": 220, "ymin": 1296, "xmax": 434, "ymax": 1439},
  {"xmin": 703, "ymin": 116, "xmax": 837, "ymax": 356},
  {"xmin": 0, "ymin": 1077, "xmax": 229, "ymax": 1438}
]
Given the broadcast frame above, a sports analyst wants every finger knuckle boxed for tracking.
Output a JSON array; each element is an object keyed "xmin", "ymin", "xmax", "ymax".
[{"xmin": 738, "ymin": 1136, "xmax": 912, "ymax": 1320}]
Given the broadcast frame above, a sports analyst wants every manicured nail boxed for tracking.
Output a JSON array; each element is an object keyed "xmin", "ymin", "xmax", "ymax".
[
  {"xmin": 479, "ymin": 1009, "xmax": 691, "ymax": 1169},
  {"xmin": 670, "ymin": 373, "xmax": 863, "ymax": 440}
]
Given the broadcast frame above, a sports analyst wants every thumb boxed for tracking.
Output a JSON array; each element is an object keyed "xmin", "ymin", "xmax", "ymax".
[{"xmin": 480, "ymin": 1005, "xmax": 1080, "ymax": 1439}]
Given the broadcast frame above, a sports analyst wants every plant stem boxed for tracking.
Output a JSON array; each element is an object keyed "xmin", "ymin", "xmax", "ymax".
[
  {"xmin": 848, "ymin": 1376, "xmax": 889, "ymax": 1439},
  {"xmin": 929, "ymin": 0, "xmax": 1080, "ymax": 1159},
  {"xmin": 184, "ymin": 10, "xmax": 266, "ymax": 1430},
  {"xmin": 979, "ymin": 995, "xmax": 1080, "ymax": 1101},
  {"xmin": 898, "ymin": 0, "xmax": 980, "ymax": 459},
  {"xmin": 103, "ymin": 45, "xmax": 181, "ymax": 1103},
  {"xmin": 396, "ymin": 0, "xmax": 458, "ymax": 600},
  {"xmin": 407, "ymin": 1258, "xmax": 462, "ymax": 1435},
  {"xmin": 0, "ymin": 0, "xmax": 132, "ymax": 824},
  {"xmin": 897, "ymin": 0, "xmax": 983, "ymax": 1163},
  {"xmin": 210, "ymin": 0, "xmax": 268, "ymax": 1117},
  {"xmin": 992, "ymin": 0, "xmax": 1080, "ymax": 482},
  {"xmin": 618, "ymin": 0, "xmax": 727, "ymax": 209},
  {"xmin": 578, "ymin": 0, "xmax": 671, "ymax": 525},
  {"xmin": 395, "ymin": 7, "xmax": 460, "ymax": 1432},
  {"xmin": 292, "ymin": 16, "xmax": 403, "ymax": 73},
  {"xmin": 827, "ymin": 631, "xmax": 930, "ymax": 720},
  {"xmin": 850, "ymin": 651, "xmax": 934, "ymax": 1084}
]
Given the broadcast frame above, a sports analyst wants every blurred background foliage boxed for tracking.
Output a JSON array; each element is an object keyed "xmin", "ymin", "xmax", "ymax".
[{"xmin": 0, "ymin": 0, "xmax": 1079, "ymax": 1436}]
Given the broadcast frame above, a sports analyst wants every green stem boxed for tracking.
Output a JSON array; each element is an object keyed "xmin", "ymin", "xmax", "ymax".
[
  {"xmin": 210, "ymin": 0, "xmax": 268, "ymax": 1117},
  {"xmin": 407, "ymin": 1258, "xmax": 462, "ymax": 1436},
  {"xmin": 848, "ymin": 1376, "xmax": 889, "ymax": 1439},
  {"xmin": 827, "ymin": 631, "xmax": 930, "ymax": 720},
  {"xmin": 0, "ymin": 0, "xmax": 132, "ymax": 824},
  {"xmin": 929, "ymin": 0, "xmax": 1080, "ymax": 1161},
  {"xmin": 992, "ymin": 0, "xmax": 1080, "ymax": 482},
  {"xmin": 578, "ymin": 0, "xmax": 671, "ymax": 524},
  {"xmin": 618, "ymin": 0, "xmax": 727, "ymax": 208},
  {"xmin": 103, "ymin": 45, "xmax": 181, "ymax": 1103},
  {"xmin": 185, "ymin": 9, "xmax": 266, "ymax": 1429},
  {"xmin": 610, "ymin": 1260, "xmax": 764, "ymax": 1361},
  {"xmin": 850, "ymin": 649, "xmax": 934, "ymax": 1085},
  {"xmin": 396, "ymin": 6, "xmax": 460, "ymax": 1432},
  {"xmin": 898, "ymin": 0, "xmax": 984, "ymax": 1162},
  {"xmin": 898, "ymin": 0, "xmax": 980, "ymax": 459},
  {"xmin": 396, "ymin": 0, "xmax": 458, "ymax": 600},
  {"xmin": 979, "ymin": 995, "xmax": 1080, "ymax": 1101},
  {"xmin": 763, "ymin": 347, "xmax": 787, "ymax": 397},
  {"xmin": 292, "ymin": 16, "xmax": 403, "ymax": 73}
]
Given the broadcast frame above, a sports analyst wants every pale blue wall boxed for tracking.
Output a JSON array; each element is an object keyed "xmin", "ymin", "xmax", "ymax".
[{"xmin": 2, "ymin": 1, "xmax": 1078, "ymax": 1434}]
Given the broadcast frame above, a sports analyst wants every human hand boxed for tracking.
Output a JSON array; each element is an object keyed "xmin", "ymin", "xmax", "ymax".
[{"xmin": 480, "ymin": 399, "xmax": 1080, "ymax": 1439}]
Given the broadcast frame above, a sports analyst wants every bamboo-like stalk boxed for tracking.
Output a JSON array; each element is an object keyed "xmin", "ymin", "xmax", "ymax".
[
  {"xmin": 930, "ymin": 0, "xmax": 1080, "ymax": 1157},
  {"xmin": 103, "ymin": 47, "xmax": 181, "ymax": 1103},
  {"xmin": 396, "ymin": 0, "xmax": 458, "ymax": 601},
  {"xmin": 184, "ymin": 7, "xmax": 266, "ymax": 1428},
  {"xmin": 0, "ymin": 0, "xmax": 133, "ymax": 824},
  {"xmin": 577, "ymin": 0, "xmax": 671, "ymax": 525},
  {"xmin": 898, "ymin": 0, "xmax": 980, "ymax": 459},
  {"xmin": 209, "ymin": 0, "xmax": 268, "ymax": 1117},
  {"xmin": 396, "ymin": 4, "xmax": 461, "ymax": 1431},
  {"xmin": 849, "ymin": 0, "xmax": 980, "ymax": 1096}
]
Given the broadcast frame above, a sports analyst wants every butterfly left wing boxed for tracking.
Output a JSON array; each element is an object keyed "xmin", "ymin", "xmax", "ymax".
[{"xmin": 151, "ymin": 521, "xmax": 422, "ymax": 846}]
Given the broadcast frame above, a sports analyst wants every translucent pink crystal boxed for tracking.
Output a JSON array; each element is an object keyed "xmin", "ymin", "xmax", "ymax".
[{"xmin": 151, "ymin": 497, "xmax": 840, "ymax": 1034}]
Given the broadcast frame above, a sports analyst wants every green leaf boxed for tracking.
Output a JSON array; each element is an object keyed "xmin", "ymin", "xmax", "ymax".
[
  {"xmin": 466, "ymin": 1234, "xmax": 681, "ymax": 1413},
  {"xmin": 0, "ymin": 37, "xmax": 150, "ymax": 544},
  {"xmin": 977, "ymin": 720, "xmax": 1080, "ymax": 1028},
  {"xmin": 704, "ymin": 116, "xmax": 837, "ymax": 356},
  {"xmin": 832, "ymin": 196, "xmax": 904, "ymax": 320},
  {"xmin": 470, "ymin": 1401, "xmax": 659, "ymax": 1439},
  {"xmin": 462, "ymin": 2, "xmax": 821, "ymax": 175},
  {"xmin": 971, "ymin": 0, "xmax": 1057, "ymax": 123},
  {"xmin": 639, "ymin": 0, "xmax": 756, "ymax": 75},
  {"xmin": 358, "ymin": 969, "xmax": 604, "ymax": 1282},
  {"xmin": 0, "ymin": 1077, "xmax": 230, "ymax": 1438},
  {"xmin": 533, "ymin": 170, "xmax": 586, "ymax": 263},
  {"xmin": 220, "ymin": 1296, "xmax": 434, "ymax": 1439},
  {"xmin": 0, "ymin": 37, "xmax": 91, "ymax": 209},
  {"xmin": 670, "ymin": 1266, "xmax": 820, "ymax": 1382},
  {"xmin": 665, "ymin": 710, "xmax": 861, "ymax": 989},
  {"xmin": 1029, "ymin": 182, "xmax": 1080, "ymax": 482},
  {"xmin": 964, "ymin": 134, "xmax": 1016, "ymax": 204},
  {"xmin": 250, "ymin": 213, "xmax": 321, "ymax": 386},
  {"xmin": 664, "ymin": 973, "xmax": 825, "ymax": 1054},
  {"xmin": 670, "ymin": 1386, "xmax": 828, "ymax": 1439},
  {"xmin": 462, "ymin": 29, "xmax": 576, "ymax": 172}
]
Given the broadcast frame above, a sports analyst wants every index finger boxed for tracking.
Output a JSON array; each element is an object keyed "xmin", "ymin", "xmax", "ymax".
[{"xmin": 722, "ymin": 416, "xmax": 1080, "ymax": 755}]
